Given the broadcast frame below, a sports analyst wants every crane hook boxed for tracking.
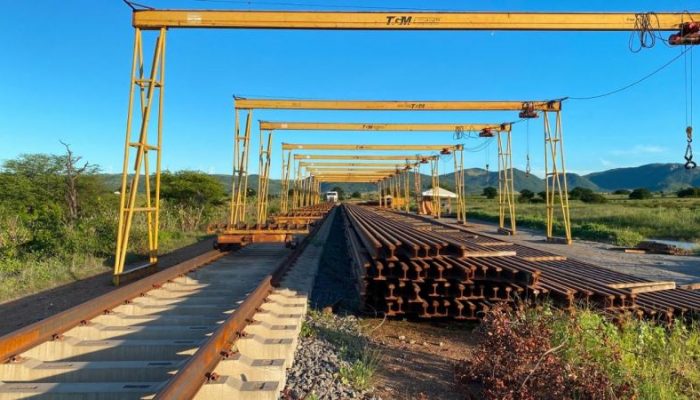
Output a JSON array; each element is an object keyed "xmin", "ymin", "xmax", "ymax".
[{"xmin": 685, "ymin": 126, "xmax": 697, "ymax": 169}]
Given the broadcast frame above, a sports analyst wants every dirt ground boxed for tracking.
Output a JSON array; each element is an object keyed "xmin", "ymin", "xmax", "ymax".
[
  {"xmin": 0, "ymin": 238, "xmax": 215, "ymax": 336},
  {"xmin": 363, "ymin": 318, "xmax": 476, "ymax": 400},
  {"xmin": 446, "ymin": 218, "xmax": 700, "ymax": 285}
]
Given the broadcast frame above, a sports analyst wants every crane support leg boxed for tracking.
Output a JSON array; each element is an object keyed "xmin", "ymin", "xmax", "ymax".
[
  {"xmin": 230, "ymin": 110, "xmax": 253, "ymax": 225},
  {"xmin": 543, "ymin": 111, "xmax": 572, "ymax": 244},
  {"xmin": 113, "ymin": 28, "xmax": 167, "ymax": 285},
  {"xmin": 453, "ymin": 147, "xmax": 466, "ymax": 224},
  {"xmin": 497, "ymin": 130, "xmax": 517, "ymax": 234}
]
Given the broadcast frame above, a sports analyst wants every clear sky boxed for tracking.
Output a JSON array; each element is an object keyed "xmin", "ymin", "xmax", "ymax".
[{"xmin": 1, "ymin": 0, "xmax": 698, "ymax": 179}]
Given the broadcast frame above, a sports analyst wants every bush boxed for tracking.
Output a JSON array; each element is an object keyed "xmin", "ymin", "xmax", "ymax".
[
  {"xmin": 580, "ymin": 191, "xmax": 607, "ymax": 204},
  {"xmin": 482, "ymin": 187, "xmax": 497, "ymax": 199},
  {"xmin": 351, "ymin": 191, "xmax": 362, "ymax": 199},
  {"xmin": 457, "ymin": 305, "xmax": 700, "ymax": 400},
  {"xmin": 613, "ymin": 189, "xmax": 631, "ymax": 195},
  {"xmin": 677, "ymin": 187, "xmax": 700, "ymax": 198},
  {"xmin": 518, "ymin": 189, "xmax": 535, "ymax": 203},
  {"xmin": 569, "ymin": 186, "xmax": 593, "ymax": 200},
  {"xmin": 629, "ymin": 188, "xmax": 653, "ymax": 200}
]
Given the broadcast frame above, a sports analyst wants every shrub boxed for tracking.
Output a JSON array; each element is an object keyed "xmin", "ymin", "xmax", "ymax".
[
  {"xmin": 677, "ymin": 187, "xmax": 700, "ymax": 198},
  {"xmin": 482, "ymin": 187, "xmax": 497, "ymax": 199},
  {"xmin": 457, "ymin": 305, "xmax": 700, "ymax": 400},
  {"xmin": 580, "ymin": 191, "xmax": 607, "ymax": 204},
  {"xmin": 569, "ymin": 186, "xmax": 593, "ymax": 200},
  {"xmin": 629, "ymin": 188, "xmax": 653, "ymax": 200},
  {"xmin": 613, "ymin": 189, "xmax": 631, "ymax": 195},
  {"xmin": 518, "ymin": 189, "xmax": 535, "ymax": 203}
]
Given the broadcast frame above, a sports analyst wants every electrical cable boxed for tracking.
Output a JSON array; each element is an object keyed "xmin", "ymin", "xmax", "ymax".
[{"xmin": 568, "ymin": 46, "xmax": 692, "ymax": 101}]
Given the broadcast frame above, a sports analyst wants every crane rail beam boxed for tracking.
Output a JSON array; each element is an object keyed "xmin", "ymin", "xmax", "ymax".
[
  {"xmin": 238, "ymin": 98, "xmax": 560, "ymax": 111},
  {"xmin": 261, "ymin": 121, "xmax": 511, "ymax": 132},
  {"xmin": 133, "ymin": 10, "xmax": 700, "ymax": 31},
  {"xmin": 283, "ymin": 143, "xmax": 458, "ymax": 151},
  {"xmin": 295, "ymin": 154, "xmax": 438, "ymax": 160}
]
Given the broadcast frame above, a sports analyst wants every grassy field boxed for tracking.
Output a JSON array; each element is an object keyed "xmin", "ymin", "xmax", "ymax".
[{"xmin": 466, "ymin": 195, "xmax": 700, "ymax": 247}]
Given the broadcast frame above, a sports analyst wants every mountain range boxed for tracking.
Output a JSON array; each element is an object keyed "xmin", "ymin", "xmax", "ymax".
[{"xmin": 100, "ymin": 163, "xmax": 700, "ymax": 195}]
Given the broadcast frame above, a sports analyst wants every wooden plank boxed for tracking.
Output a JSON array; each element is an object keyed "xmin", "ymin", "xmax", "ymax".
[
  {"xmin": 680, "ymin": 282, "xmax": 700, "ymax": 291},
  {"xmin": 607, "ymin": 281, "xmax": 676, "ymax": 294}
]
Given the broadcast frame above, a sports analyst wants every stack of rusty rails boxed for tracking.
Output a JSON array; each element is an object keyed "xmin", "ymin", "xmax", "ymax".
[
  {"xmin": 209, "ymin": 204, "xmax": 336, "ymax": 248},
  {"xmin": 383, "ymin": 210, "xmax": 700, "ymax": 321},
  {"xmin": 208, "ymin": 222, "xmax": 311, "ymax": 249},
  {"xmin": 269, "ymin": 203, "xmax": 336, "ymax": 225},
  {"xmin": 343, "ymin": 204, "xmax": 541, "ymax": 320}
]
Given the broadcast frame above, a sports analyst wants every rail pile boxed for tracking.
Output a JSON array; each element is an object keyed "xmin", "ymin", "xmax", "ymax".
[
  {"xmin": 343, "ymin": 204, "xmax": 700, "ymax": 321},
  {"xmin": 209, "ymin": 203, "xmax": 335, "ymax": 247}
]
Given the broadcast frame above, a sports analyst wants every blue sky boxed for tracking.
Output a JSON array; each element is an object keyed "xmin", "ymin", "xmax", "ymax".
[{"xmin": 1, "ymin": 0, "xmax": 698, "ymax": 179}]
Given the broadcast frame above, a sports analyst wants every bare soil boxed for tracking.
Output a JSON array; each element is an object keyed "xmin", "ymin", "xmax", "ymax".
[
  {"xmin": 364, "ymin": 318, "xmax": 476, "ymax": 400},
  {"xmin": 0, "ymin": 238, "xmax": 215, "ymax": 336}
]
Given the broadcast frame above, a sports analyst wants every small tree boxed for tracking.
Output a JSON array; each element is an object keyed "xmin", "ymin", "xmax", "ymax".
[
  {"xmin": 482, "ymin": 186, "xmax": 497, "ymax": 199},
  {"xmin": 677, "ymin": 187, "xmax": 700, "ymax": 198},
  {"xmin": 519, "ymin": 189, "xmax": 535, "ymax": 203},
  {"xmin": 331, "ymin": 186, "xmax": 345, "ymax": 200},
  {"xmin": 60, "ymin": 141, "xmax": 98, "ymax": 224},
  {"xmin": 160, "ymin": 171, "xmax": 226, "ymax": 230},
  {"xmin": 580, "ymin": 191, "xmax": 607, "ymax": 204},
  {"xmin": 351, "ymin": 191, "xmax": 362, "ymax": 199},
  {"xmin": 613, "ymin": 189, "xmax": 631, "ymax": 195},
  {"xmin": 538, "ymin": 191, "xmax": 547, "ymax": 200},
  {"xmin": 569, "ymin": 187, "xmax": 593, "ymax": 201},
  {"xmin": 629, "ymin": 188, "xmax": 653, "ymax": 200}
]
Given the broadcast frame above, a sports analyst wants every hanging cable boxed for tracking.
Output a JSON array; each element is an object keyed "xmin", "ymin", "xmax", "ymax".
[
  {"xmin": 684, "ymin": 43, "xmax": 697, "ymax": 169},
  {"xmin": 525, "ymin": 119, "xmax": 531, "ymax": 177},
  {"xmin": 628, "ymin": 12, "xmax": 661, "ymax": 53}
]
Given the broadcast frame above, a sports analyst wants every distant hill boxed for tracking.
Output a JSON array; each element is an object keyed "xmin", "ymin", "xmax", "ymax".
[
  {"xmin": 98, "ymin": 163, "xmax": 698, "ymax": 196},
  {"xmin": 584, "ymin": 163, "xmax": 700, "ymax": 192}
]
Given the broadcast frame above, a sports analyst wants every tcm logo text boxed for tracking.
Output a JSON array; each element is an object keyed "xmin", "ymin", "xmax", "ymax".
[{"xmin": 386, "ymin": 16, "xmax": 413, "ymax": 25}]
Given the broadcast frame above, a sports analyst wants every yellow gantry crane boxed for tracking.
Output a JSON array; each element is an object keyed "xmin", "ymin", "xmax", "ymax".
[
  {"xmin": 285, "ymin": 143, "xmax": 459, "ymax": 214},
  {"xmin": 114, "ymin": 7, "xmax": 698, "ymax": 283},
  {"xmin": 264, "ymin": 121, "xmax": 513, "ymax": 229}
]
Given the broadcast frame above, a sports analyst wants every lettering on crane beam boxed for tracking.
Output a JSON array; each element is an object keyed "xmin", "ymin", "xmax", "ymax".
[
  {"xmin": 386, "ymin": 16, "xmax": 413, "ymax": 25},
  {"xmin": 385, "ymin": 16, "xmax": 441, "ymax": 26}
]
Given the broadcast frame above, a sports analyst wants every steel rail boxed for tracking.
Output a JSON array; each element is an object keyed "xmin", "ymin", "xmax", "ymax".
[{"xmin": 0, "ymin": 250, "xmax": 227, "ymax": 363}]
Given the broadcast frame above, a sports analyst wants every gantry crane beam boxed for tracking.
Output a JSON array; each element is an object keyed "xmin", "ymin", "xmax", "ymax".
[
  {"xmin": 283, "ymin": 143, "xmax": 459, "ymax": 151},
  {"xmin": 132, "ymin": 10, "xmax": 700, "ymax": 31},
  {"xmin": 300, "ymin": 162, "xmax": 409, "ymax": 167},
  {"xmin": 239, "ymin": 98, "xmax": 560, "ymax": 111},
  {"xmin": 261, "ymin": 121, "xmax": 511, "ymax": 132},
  {"xmin": 295, "ymin": 154, "xmax": 437, "ymax": 160},
  {"xmin": 307, "ymin": 170, "xmax": 404, "ymax": 175}
]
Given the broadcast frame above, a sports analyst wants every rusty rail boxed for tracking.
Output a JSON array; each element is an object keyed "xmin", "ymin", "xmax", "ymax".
[
  {"xmin": 344, "ymin": 204, "xmax": 700, "ymax": 321},
  {"xmin": 154, "ymin": 206, "xmax": 334, "ymax": 399},
  {"xmin": 0, "ymin": 250, "xmax": 227, "ymax": 363}
]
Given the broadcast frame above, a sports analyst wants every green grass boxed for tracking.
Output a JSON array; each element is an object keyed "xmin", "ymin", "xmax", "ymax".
[
  {"xmin": 466, "ymin": 195, "xmax": 700, "ymax": 246},
  {"xmin": 306, "ymin": 309, "xmax": 381, "ymax": 392},
  {"xmin": 0, "ymin": 230, "xmax": 203, "ymax": 303},
  {"xmin": 339, "ymin": 349, "xmax": 382, "ymax": 392},
  {"xmin": 549, "ymin": 308, "xmax": 700, "ymax": 399}
]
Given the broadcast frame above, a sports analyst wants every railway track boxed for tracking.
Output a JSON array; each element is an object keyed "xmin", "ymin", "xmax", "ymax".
[
  {"xmin": 343, "ymin": 204, "xmax": 700, "ymax": 321},
  {"xmin": 0, "ymin": 207, "xmax": 336, "ymax": 399}
]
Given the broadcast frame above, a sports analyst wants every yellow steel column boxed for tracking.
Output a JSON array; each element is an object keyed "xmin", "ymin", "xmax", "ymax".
[
  {"xmin": 229, "ymin": 108, "xmax": 239, "ymax": 225},
  {"xmin": 497, "ymin": 130, "xmax": 517, "ymax": 233},
  {"xmin": 232, "ymin": 111, "xmax": 252, "ymax": 224},
  {"xmin": 414, "ymin": 163, "xmax": 422, "ymax": 213},
  {"xmin": 403, "ymin": 169, "xmax": 410, "ymax": 212},
  {"xmin": 543, "ymin": 111, "xmax": 572, "ymax": 243},
  {"xmin": 113, "ymin": 27, "xmax": 166, "ymax": 285}
]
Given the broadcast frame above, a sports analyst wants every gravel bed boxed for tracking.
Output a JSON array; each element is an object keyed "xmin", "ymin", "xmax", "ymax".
[{"xmin": 284, "ymin": 312, "xmax": 382, "ymax": 400}]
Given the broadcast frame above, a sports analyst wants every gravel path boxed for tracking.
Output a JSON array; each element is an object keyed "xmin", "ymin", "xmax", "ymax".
[{"xmin": 450, "ymin": 217, "xmax": 700, "ymax": 284}]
